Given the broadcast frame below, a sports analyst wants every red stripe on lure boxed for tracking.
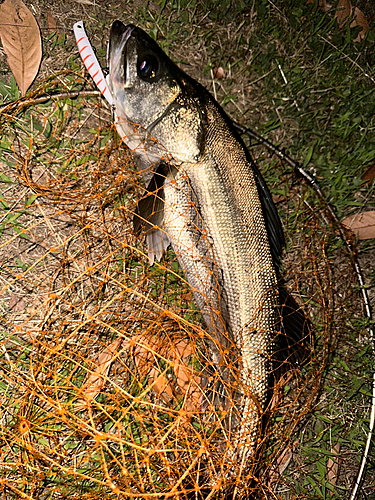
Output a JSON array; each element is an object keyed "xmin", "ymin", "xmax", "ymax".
[{"xmin": 73, "ymin": 21, "xmax": 114, "ymax": 107}]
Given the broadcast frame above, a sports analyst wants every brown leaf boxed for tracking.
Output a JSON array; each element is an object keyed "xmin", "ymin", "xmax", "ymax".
[
  {"xmin": 181, "ymin": 291, "xmax": 193, "ymax": 302},
  {"xmin": 335, "ymin": 0, "xmax": 369, "ymax": 42},
  {"xmin": 9, "ymin": 294, "xmax": 25, "ymax": 312},
  {"xmin": 342, "ymin": 211, "xmax": 375, "ymax": 240},
  {"xmin": 336, "ymin": 0, "xmax": 352, "ymax": 28},
  {"xmin": 130, "ymin": 335, "xmax": 202, "ymax": 411},
  {"xmin": 0, "ymin": 0, "xmax": 42, "ymax": 96},
  {"xmin": 361, "ymin": 163, "xmax": 375, "ymax": 185},
  {"xmin": 267, "ymin": 441, "xmax": 297, "ymax": 485},
  {"xmin": 212, "ymin": 67, "xmax": 225, "ymax": 79},
  {"xmin": 352, "ymin": 7, "xmax": 370, "ymax": 43},
  {"xmin": 74, "ymin": 338, "xmax": 122, "ymax": 411},
  {"xmin": 327, "ymin": 442, "xmax": 341, "ymax": 487},
  {"xmin": 272, "ymin": 194, "xmax": 287, "ymax": 204},
  {"xmin": 173, "ymin": 340, "xmax": 202, "ymax": 408},
  {"xmin": 46, "ymin": 11, "xmax": 62, "ymax": 41},
  {"xmin": 147, "ymin": 367, "xmax": 175, "ymax": 402},
  {"xmin": 319, "ymin": 0, "xmax": 333, "ymax": 12}
]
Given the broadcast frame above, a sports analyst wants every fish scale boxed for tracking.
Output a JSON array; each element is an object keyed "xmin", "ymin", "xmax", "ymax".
[
  {"xmin": 106, "ymin": 20, "xmax": 305, "ymax": 471},
  {"xmin": 182, "ymin": 101, "xmax": 279, "ymax": 454}
]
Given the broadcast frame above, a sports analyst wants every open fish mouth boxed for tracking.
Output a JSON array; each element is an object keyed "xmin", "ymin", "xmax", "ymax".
[{"xmin": 107, "ymin": 21, "xmax": 134, "ymax": 91}]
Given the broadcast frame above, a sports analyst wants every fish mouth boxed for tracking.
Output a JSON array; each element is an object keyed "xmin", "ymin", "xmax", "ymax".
[{"xmin": 107, "ymin": 21, "xmax": 135, "ymax": 91}]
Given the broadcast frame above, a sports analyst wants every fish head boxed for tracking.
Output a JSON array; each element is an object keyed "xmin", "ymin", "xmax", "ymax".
[{"xmin": 107, "ymin": 21, "xmax": 205, "ymax": 164}]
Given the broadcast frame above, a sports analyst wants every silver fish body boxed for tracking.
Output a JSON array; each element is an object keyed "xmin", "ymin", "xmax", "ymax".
[{"xmin": 107, "ymin": 21, "xmax": 286, "ymax": 461}]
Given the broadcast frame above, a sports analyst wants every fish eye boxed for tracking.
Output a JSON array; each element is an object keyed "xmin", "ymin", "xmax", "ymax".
[{"xmin": 138, "ymin": 55, "xmax": 159, "ymax": 80}]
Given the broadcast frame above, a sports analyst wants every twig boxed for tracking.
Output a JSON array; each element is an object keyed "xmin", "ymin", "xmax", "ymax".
[
  {"xmin": 0, "ymin": 90, "xmax": 104, "ymax": 115},
  {"xmin": 233, "ymin": 120, "xmax": 375, "ymax": 500}
]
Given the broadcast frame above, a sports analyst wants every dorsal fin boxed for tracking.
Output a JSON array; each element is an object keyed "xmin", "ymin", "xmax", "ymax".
[{"xmin": 250, "ymin": 159, "xmax": 285, "ymax": 272}]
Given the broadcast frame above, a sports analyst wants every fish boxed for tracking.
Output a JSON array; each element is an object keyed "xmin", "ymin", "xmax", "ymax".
[{"xmin": 106, "ymin": 21, "xmax": 309, "ymax": 467}]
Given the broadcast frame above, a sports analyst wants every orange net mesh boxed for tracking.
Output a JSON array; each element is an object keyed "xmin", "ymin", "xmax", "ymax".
[{"xmin": 0, "ymin": 76, "xmax": 368, "ymax": 499}]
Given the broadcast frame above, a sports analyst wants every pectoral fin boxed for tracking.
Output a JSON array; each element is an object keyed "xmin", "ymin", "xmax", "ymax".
[{"xmin": 133, "ymin": 162, "xmax": 175, "ymax": 265}]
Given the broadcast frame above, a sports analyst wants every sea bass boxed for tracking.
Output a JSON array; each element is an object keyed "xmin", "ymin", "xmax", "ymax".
[{"xmin": 107, "ymin": 21, "xmax": 294, "ymax": 463}]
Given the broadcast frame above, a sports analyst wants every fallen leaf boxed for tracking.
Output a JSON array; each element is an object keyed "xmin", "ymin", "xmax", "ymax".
[
  {"xmin": 352, "ymin": 7, "xmax": 370, "ymax": 42},
  {"xmin": 76, "ymin": 333, "xmax": 202, "ymax": 412},
  {"xmin": 342, "ymin": 211, "xmax": 375, "ymax": 240},
  {"xmin": 327, "ymin": 442, "xmax": 341, "ymax": 487},
  {"xmin": 75, "ymin": 338, "xmax": 122, "ymax": 411},
  {"xmin": 267, "ymin": 442, "xmax": 297, "ymax": 485},
  {"xmin": 181, "ymin": 291, "xmax": 193, "ymax": 302},
  {"xmin": 335, "ymin": 0, "xmax": 369, "ymax": 42},
  {"xmin": 272, "ymin": 194, "xmax": 287, "ymax": 204},
  {"xmin": 0, "ymin": 0, "xmax": 42, "ymax": 96},
  {"xmin": 46, "ymin": 11, "xmax": 62, "ymax": 41},
  {"xmin": 173, "ymin": 340, "xmax": 202, "ymax": 408},
  {"xmin": 361, "ymin": 163, "xmax": 375, "ymax": 185},
  {"xmin": 148, "ymin": 367, "xmax": 175, "ymax": 402},
  {"xmin": 9, "ymin": 294, "xmax": 25, "ymax": 312},
  {"xmin": 212, "ymin": 67, "xmax": 225, "ymax": 79},
  {"xmin": 130, "ymin": 335, "xmax": 202, "ymax": 411},
  {"xmin": 336, "ymin": 0, "xmax": 352, "ymax": 28},
  {"xmin": 319, "ymin": 0, "xmax": 333, "ymax": 12}
]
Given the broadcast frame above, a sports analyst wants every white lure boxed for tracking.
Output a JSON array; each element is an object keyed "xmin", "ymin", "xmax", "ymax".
[
  {"xmin": 73, "ymin": 21, "xmax": 132, "ymax": 144},
  {"xmin": 73, "ymin": 21, "xmax": 114, "ymax": 107}
]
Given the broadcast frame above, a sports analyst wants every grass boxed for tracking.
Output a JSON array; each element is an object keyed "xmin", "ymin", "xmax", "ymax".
[{"xmin": 0, "ymin": 0, "xmax": 374, "ymax": 498}]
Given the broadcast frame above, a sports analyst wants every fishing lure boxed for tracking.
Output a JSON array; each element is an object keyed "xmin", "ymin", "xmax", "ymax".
[
  {"xmin": 73, "ymin": 21, "xmax": 114, "ymax": 107},
  {"xmin": 73, "ymin": 21, "xmax": 131, "ymax": 141}
]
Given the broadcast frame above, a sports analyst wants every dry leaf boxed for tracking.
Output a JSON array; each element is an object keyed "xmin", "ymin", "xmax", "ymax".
[
  {"xmin": 130, "ymin": 335, "xmax": 202, "ymax": 411},
  {"xmin": 267, "ymin": 442, "xmax": 297, "ymax": 485},
  {"xmin": 327, "ymin": 442, "xmax": 341, "ymax": 487},
  {"xmin": 212, "ymin": 67, "xmax": 225, "ymax": 79},
  {"xmin": 319, "ymin": 0, "xmax": 333, "ymax": 12},
  {"xmin": 272, "ymin": 194, "xmax": 287, "ymax": 204},
  {"xmin": 342, "ymin": 211, "xmax": 375, "ymax": 240},
  {"xmin": 9, "ymin": 294, "xmax": 25, "ymax": 312},
  {"xmin": 352, "ymin": 7, "xmax": 370, "ymax": 42},
  {"xmin": 0, "ymin": 0, "xmax": 42, "ymax": 96},
  {"xmin": 361, "ymin": 163, "xmax": 375, "ymax": 185},
  {"xmin": 335, "ymin": 0, "xmax": 369, "ymax": 42},
  {"xmin": 173, "ymin": 340, "xmax": 202, "ymax": 408},
  {"xmin": 148, "ymin": 367, "xmax": 175, "ymax": 402},
  {"xmin": 46, "ymin": 11, "xmax": 62, "ymax": 41},
  {"xmin": 336, "ymin": 0, "xmax": 352, "ymax": 28},
  {"xmin": 182, "ymin": 291, "xmax": 193, "ymax": 302},
  {"xmin": 75, "ymin": 338, "xmax": 122, "ymax": 411}
]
